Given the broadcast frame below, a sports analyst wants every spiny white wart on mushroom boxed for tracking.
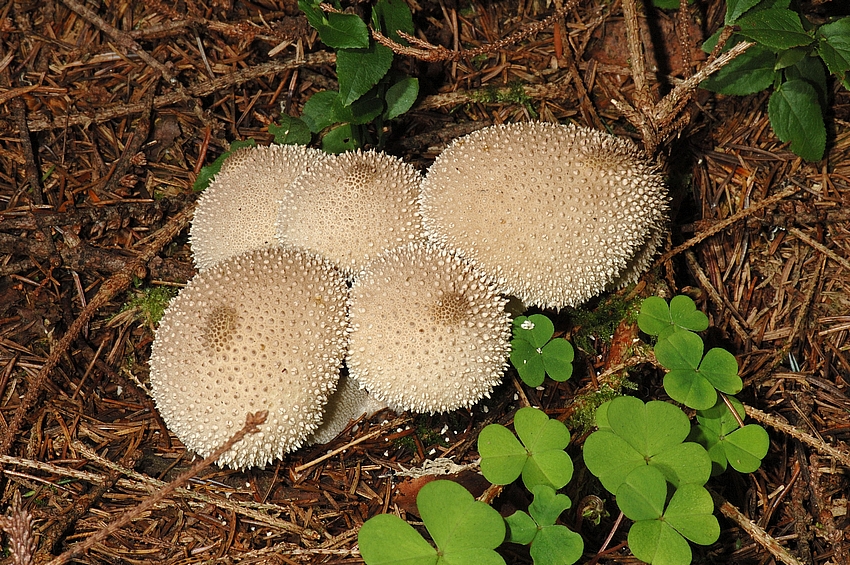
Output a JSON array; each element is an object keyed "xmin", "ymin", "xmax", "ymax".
[
  {"xmin": 190, "ymin": 144, "xmax": 325, "ymax": 270},
  {"xmin": 149, "ymin": 246, "xmax": 348, "ymax": 469},
  {"xmin": 419, "ymin": 122, "xmax": 668, "ymax": 309},
  {"xmin": 346, "ymin": 242, "xmax": 511, "ymax": 414},
  {"xmin": 276, "ymin": 150, "xmax": 424, "ymax": 277}
]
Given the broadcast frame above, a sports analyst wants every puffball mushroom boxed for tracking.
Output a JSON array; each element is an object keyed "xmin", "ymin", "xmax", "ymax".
[
  {"xmin": 419, "ymin": 122, "xmax": 668, "ymax": 309},
  {"xmin": 346, "ymin": 242, "xmax": 511, "ymax": 414},
  {"xmin": 149, "ymin": 246, "xmax": 349, "ymax": 469},
  {"xmin": 276, "ymin": 150, "xmax": 424, "ymax": 277},
  {"xmin": 190, "ymin": 144, "xmax": 324, "ymax": 270},
  {"xmin": 305, "ymin": 375, "xmax": 387, "ymax": 445}
]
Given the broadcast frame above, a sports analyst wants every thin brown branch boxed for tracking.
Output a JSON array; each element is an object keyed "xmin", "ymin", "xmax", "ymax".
[
  {"xmin": 718, "ymin": 496, "xmax": 803, "ymax": 565},
  {"xmin": 45, "ymin": 412, "xmax": 267, "ymax": 565}
]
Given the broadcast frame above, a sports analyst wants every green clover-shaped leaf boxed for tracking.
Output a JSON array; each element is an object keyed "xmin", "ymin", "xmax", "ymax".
[
  {"xmin": 691, "ymin": 397, "xmax": 770, "ymax": 474},
  {"xmin": 655, "ymin": 331, "xmax": 742, "ymax": 410},
  {"xmin": 359, "ymin": 480, "xmax": 506, "ymax": 565},
  {"xmin": 511, "ymin": 315, "xmax": 574, "ymax": 386},
  {"xmin": 621, "ymin": 467, "xmax": 719, "ymax": 565},
  {"xmin": 583, "ymin": 397, "xmax": 711, "ymax": 493},
  {"xmin": 638, "ymin": 296, "xmax": 709, "ymax": 339},
  {"xmin": 505, "ymin": 485, "xmax": 583, "ymax": 565},
  {"xmin": 479, "ymin": 407, "xmax": 573, "ymax": 490}
]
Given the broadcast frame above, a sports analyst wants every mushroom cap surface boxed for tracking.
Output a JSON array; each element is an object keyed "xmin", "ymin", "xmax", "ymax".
[
  {"xmin": 305, "ymin": 375, "xmax": 388, "ymax": 445},
  {"xmin": 190, "ymin": 144, "xmax": 324, "ymax": 270},
  {"xmin": 419, "ymin": 122, "xmax": 668, "ymax": 309},
  {"xmin": 347, "ymin": 242, "xmax": 511, "ymax": 414},
  {"xmin": 149, "ymin": 246, "xmax": 349, "ymax": 469},
  {"xmin": 276, "ymin": 150, "xmax": 424, "ymax": 277}
]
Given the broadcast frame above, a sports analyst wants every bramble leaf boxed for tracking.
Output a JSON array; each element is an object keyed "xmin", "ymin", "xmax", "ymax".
[
  {"xmin": 724, "ymin": 0, "xmax": 762, "ymax": 24},
  {"xmin": 768, "ymin": 79, "xmax": 825, "ymax": 161},
  {"xmin": 736, "ymin": 8, "xmax": 813, "ymax": 51},
  {"xmin": 301, "ymin": 90, "xmax": 341, "ymax": 132},
  {"xmin": 384, "ymin": 77, "xmax": 419, "ymax": 120},
  {"xmin": 299, "ymin": 0, "xmax": 370, "ymax": 49},
  {"xmin": 700, "ymin": 43, "xmax": 776, "ymax": 96},
  {"xmin": 268, "ymin": 116, "xmax": 311, "ymax": 146},
  {"xmin": 817, "ymin": 18, "xmax": 850, "ymax": 89},
  {"xmin": 372, "ymin": 0, "xmax": 415, "ymax": 44},
  {"xmin": 321, "ymin": 123, "xmax": 358, "ymax": 153}
]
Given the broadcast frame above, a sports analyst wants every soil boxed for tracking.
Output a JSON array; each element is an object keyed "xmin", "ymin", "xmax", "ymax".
[{"xmin": 1, "ymin": 0, "xmax": 849, "ymax": 564}]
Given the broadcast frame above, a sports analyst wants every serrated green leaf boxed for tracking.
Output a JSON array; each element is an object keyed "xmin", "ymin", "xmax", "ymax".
[
  {"xmin": 505, "ymin": 511, "xmax": 537, "ymax": 545},
  {"xmin": 372, "ymin": 0, "xmax": 414, "ymax": 43},
  {"xmin": 299, "ymin": 0, "xmax": 370, "ymax": 49},
  {"xmin": 529, "ymin": 525, "xmax": 584, "ymax": 565},
  {"xmin": 736, "ymin": 8, "xmax": 813, "ymax": 51},
  {"xmin": 478, "ymin": 424, "xmax": 527, "ymax": 485},
  {"xmin": 268, "ymin": 115, "xmax": 311, "ymax": 146},
  {"xmin": 192, "ymin": 138, "xmax": 256, "ymax": 191},
  {"xmin": 768, "ymin": 79, "xmax": 825, "ymax": 161},
  {"xmin": 337, "ymin": 44, "xmax": 394, "ymax": 107},
  {"xmin": 528, "ymin": 485, "xmax": 572, "ymax": 527},
  {"xmin": 629, "ymin": 520, "xmax": 692, "ymax": 565},
  {"xmin": 541, "ymin": 339, "xmax": 574, "ymax": 382},
  {"xmin": 384, "ymin": 77, "xmax": 419, "ymax": 120},
  {"xmin": 817, "ymin": 18, "xmax": 850, "ymax": 89},
  {"xmin": 416, "ymin": 481, "xmax": 506, "ymax": 559},
  {"xmin": 358, "ymin": 514, "xmax": 438, "ymax": 565},
  {"xmin": 616, "ymin": 466, "xmax": 667, "ymax": 522},
  {"xmin": 301, "ymin": 90, "xmax": 341, "ymax": 132},
  {"xmin": 725, "ymin": 0, "xmax": 763, "ymax": 24},
  {"xmin": 662, "ymin": 484, "xmax": 719, "ymax": 545}
]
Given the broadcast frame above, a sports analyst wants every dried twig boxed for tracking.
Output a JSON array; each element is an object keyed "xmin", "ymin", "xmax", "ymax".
[
  {"xmin": 0, "ymin": 491, "xmax": 36, "ymax": 565},
  {"xmin": 717, "ymin": 496, "xmax": 802, "ymax": 565},
  {"xmin": 45, "ymin": 412, "xmax": 267, "ymax": 565}
]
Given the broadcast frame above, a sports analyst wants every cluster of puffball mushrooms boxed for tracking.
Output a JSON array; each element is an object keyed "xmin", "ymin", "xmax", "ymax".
[{"xmin": 148, "ymin": 122, "xmax": 669, "ymax": 469}]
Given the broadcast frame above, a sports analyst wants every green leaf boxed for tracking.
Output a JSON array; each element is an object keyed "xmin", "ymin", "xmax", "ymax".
[
  {"xmin": 638, "ymin": 296, "xmax": 708, "ymax": 338},
  {"xmin": 384, "ymin": 77, "xmax": 419, "ymax": 120},
  {"xmin": 628, "ymin": 518, "xmax": 692, "ymax": 565},
  {"xmin": 616, "ymin": 466, "xmax": 667, "ymax": 522},
  {"xmin": 724, "ymin": 0, "xmax": 762, "ymax": 24},
  {"xmin": 785, "ymin": 55, "xmax": 827, "ymax": 108},
  {"xmin": 541, "ymin": 339, "xmax": 574, "ymax": 382},
  {"xmin": 699, "ymin": 348, "xmax": 743, "ymax": 394},
  {"xmin": 372, "ymin": 0, "xmax": 415, "ymax": 43},
  {"xmin": 768, "ymin": 79, "xmax": 826, "ymax": 161},
  {"xmin": 358, "ymin": 514, "xmax": 438, "ymax": 565},
  {"xmin": 417, "ymin": 481, "xmax": 505, "ymax": 560},
  {"xmin": 478, "ymin": 424, "xmax": 528, "ymax": 485},
  {"xmin": 736, "ymin": 8, "xmax": 813, "ymax": 51},
  {"xmin": 530, "ymin": 525, "xmax": 584, "ymax": 565},
  {"xmin": 654, "ymin": 330, "xmax": 704, "ymax": 372},
  {"xmin": 661, "ymin": 484, "xmax": 719, "ymax": 545},
  {"xmin": 301, "ymin": 90, "xmax": 341, "ymax": 132},
  {"xmin": 268, "ymin": 115, "xmax": 311, "ymax": 146},
  {"xmin": 650, "ymin": 0, "xmax": 682, "ymax": 9},
  {"xmin": 511, "ymin": 339, "xmax": 546, "ymax": 387},
  {"xmin": 692, "ymin": 397, "xmax": 769, "ymax": 474},
  {"xmin": 637, "ymin": 296, "xmax": 672, "ymax": 336},
  {"xmin": 514, "ymin": 314, "xmax": 555, "ymax": 348},
  {"xmin": 505, "ymin": 511, "xmax": 537, "ymax": 545},
  {"xmin": 528, "ymin": 485, "xmax": 572, "ymax": 527},
  {"xmin": 669, "ymin": 295, "xmax": 710, "ymax": 333},
  {"xmin": 516, "ymin": 408, "xmax": 573, "ymax": 491},
  {"xmin": 583, "ymin": 397, "xmax": 711, "ymax": 492},
  {"xmin": 192, "ymin": 138, "xmax": 256, "ymax": 191},
  {"xmin": 321, "ymin": 124, "xmax": 359, "ymax": 153},
  {"xmin": 337, "ymin": 43, "xmax": 394, "ymax": 107},
  {"xmin": 700, "ymin": 43, "xmax": 776, "ymax": 96},
  {"xmin": 817, "ymin": 18, "xmax": 850, "ymax": 89},
  {"xmin": 299, "ymin": 0, "xmax": 370, "ymax": 49}
]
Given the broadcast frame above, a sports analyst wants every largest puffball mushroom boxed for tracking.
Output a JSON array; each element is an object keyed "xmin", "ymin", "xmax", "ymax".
[
  {"xmin": 190, "ymin": 144, "xmax": 324, "ymax": 270},
  {"xmin": 419, "ymin": 122, "xmax": 668, "ymax": 309},
  {"xmin": 346, "ymin": 242, "xmax": 511, "ymax": 413},
  {"xmin": 149, "ymin": 246, "xmax": 349, "ymax": 469}
]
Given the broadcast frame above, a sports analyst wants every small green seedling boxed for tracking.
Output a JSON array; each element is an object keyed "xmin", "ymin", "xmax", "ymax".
[
  {"xmin": 689, "ymin": 396, "xmax": 770, "ymax": 474},
  {"xmin": 478, "ymin": 407, "xmax": 573, "ymax": 491},
  {"xmin": 654, "ymin": 330, "xmax": 742, "ymax": 410},
  {"xmin": 358, "ymin": 480, "xmax": 506, "ymax": 565},
  {"xmin": 637, "ymin": 295, "xmax": 709, "ymax": 340},
  {"xmin": 505, "ymin": 485, "xmax": 584, "ymax": 565},
  {"xmin": 583, "ymin": 396, "xmax": 711, "ymax": 493},
  {"xmin": 193, "ymin": 138, "xmax": 257, "ymax": 191},
  {"xmin": 510, "ymin": 314, "xmax": 575, "ymax": 387},
  {"xmin": 619, "ymin": 466, "xmax": 720, "ymax": 565}
]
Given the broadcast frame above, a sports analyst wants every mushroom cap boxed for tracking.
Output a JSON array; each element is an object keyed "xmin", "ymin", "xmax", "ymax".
[
  {"xmin": 305, "ymin": 375, "xmax": 388, "ymax": 445},
  {"xmin": 419, "ymin": 122, "xmax": 668, "ymax": 309},
  {"xmin": 276, "ymin": 150, "xmax": 424, "ymax": 277},
  {"xmin": 149, "ymin": 246, "xmax": 349, "ymax": 469},
  {"xmin": 190, "ymin": 144, "xmax": 325, "ymax": 270},
  {"xmin": 346, "ymin": 242, "xmax": 511, "ymax": 414}
]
